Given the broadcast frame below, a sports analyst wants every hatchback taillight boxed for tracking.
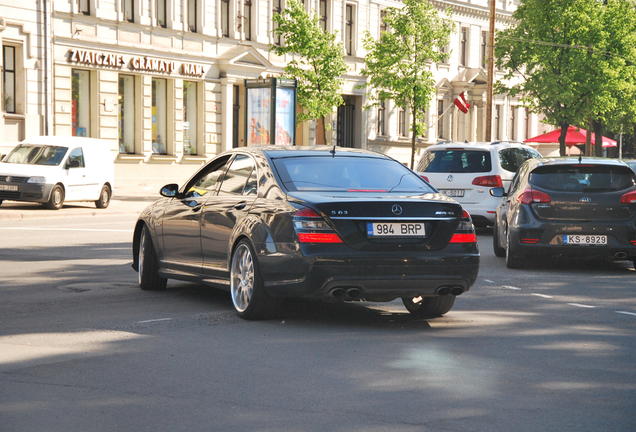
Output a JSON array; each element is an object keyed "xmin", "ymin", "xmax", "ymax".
[
  {"xmin": 472, "ymin": 175, "xmax": 503, "ymax": 188},
  {"xmin": 620, "ymin": 190, "xmax": 636, "ymax": 204},
  {"xmin": 293, "ymin": 207, "xmax": 343, "ymax": 244},
  {"xmin": 518, "ymin": 189, "xmax": 551, "ymax": 204}
]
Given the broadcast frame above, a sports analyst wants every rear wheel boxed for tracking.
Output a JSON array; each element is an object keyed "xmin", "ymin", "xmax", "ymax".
[
  {"xmin": 493, "ymin": 223, "xmax": 506, "ymax": 257},
  {"xmin": 138, "ymin": 225, "xmax": 167, "ymax": 291},
  {"xmin": 402, "ymin": 295, "xmax": 455, "ymax": 318},
  {"xmin": 0, "ymin": 200, "xmax": 3, "ymax": 206},
  {"xmin": 45, "ymin": 185, "xmax": 64, "ymax": 210},
  {"xmin": 505, "ymin": 229, "xmax": 524, "ymax": 269},
  {"xmin": 95, "ymin": 184, "xmax": 111, "ymax": 209},
  {"xmin": 230, "ymin": 239, "xmax": 278, "ymax": 320}
]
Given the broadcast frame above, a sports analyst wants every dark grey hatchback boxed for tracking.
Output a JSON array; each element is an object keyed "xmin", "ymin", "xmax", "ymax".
[
  {"xmin": 132, "ymin": 146, "xmax": 479, "ymax": 319},
  {"xmin": 492, "ymin": 157, "xmax": 636, "ymax": 268}
]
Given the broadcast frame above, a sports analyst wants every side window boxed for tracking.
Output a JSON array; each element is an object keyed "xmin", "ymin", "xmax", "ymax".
[
  {"xmin": 219, "ymin": 154, "xmax": 257, "ymax": 196},
  {"xmin": 243, "ymin": 169, "xmax": 258, "ymax": 196},
  {"xmin": 499, "ymin": 148, "xmax": 541, "ymax": 173},
  {"xmin": 67, "ymin": 148, "xmax": 85, "ymax": 168},
  {"xmin": 185, "ymin": 156, "xmax": 231, "ymax": 198},
  {"xmin": 508, "ymin": 164, "xmax": 528, "ymax": 194}
]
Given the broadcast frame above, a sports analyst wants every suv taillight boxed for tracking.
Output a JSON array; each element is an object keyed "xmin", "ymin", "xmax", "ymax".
[
  {"xmin": 293, "ymin": 207, "xmax": 343, "ymax": 243},
  {"xmin": 472, "ymin": 175, "xmax": 503, "ymax": 188},
  {"xmin": 620, "ymin": 190, "xmax": 636, "ymax": 204},
  {"xmin": 518, "ymin": 189, "xmax": 551, "ymax": 204}
]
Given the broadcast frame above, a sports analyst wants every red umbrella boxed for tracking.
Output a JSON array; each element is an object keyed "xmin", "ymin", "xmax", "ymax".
[{"xmin": 525, "ymin": 126, "xmax": 617, "ymax": 148}]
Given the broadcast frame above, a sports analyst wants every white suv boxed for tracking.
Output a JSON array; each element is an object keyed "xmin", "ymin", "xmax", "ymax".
[{"xmin": 416, "ymin": 141, "xmax": 542, "ymax": 226}]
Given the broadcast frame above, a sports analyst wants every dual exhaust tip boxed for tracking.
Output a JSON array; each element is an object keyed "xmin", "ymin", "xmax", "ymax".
[
  {"xmin": 329, "ymin": 287, "xmax": 362, "ymax": 300},
  {"xmin": 436, "ymin": 285, "xmax": 465, "ymax": 296}
]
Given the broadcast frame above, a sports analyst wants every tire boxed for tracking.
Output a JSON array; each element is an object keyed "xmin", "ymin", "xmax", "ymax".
[
  {"xmin": 505, "ymin": 228, "xmax": 524, "ymax": 269},
  {"xmin": 95, "ymin": 184, "xmax": 112, "ymax": 209},
  {"xmin": 45, "ymin": 185, "xmax": 64, "ymax": 210},
  {"xmin": 493, "ymin": 222, "xmax": 506, "ymax": 257},
  {"xmin": 230, "ymin": 239, "xmax": 278, "ymax": 320},
  {"xmin": 138, "ymin": 225, "xmax": 167, "ymax": 291},
  {"xmin": 0, "ymin": 200, "xmax": 3, "ymax": 207},
  {"xmin": 402, "ymin": 295, "xmax": 456, "ymax": 318}
]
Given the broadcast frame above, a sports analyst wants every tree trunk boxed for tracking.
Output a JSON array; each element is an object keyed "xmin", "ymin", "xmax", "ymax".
[
  {"xmin": 558, "ymin": 122, "xmax": 569, "ymax": 156},
  {"xmin": 592, "ymin": 119, "xmax": 604, "ymax": 157},
  {"xmin": 410, "ymin": 106, "xmax": 417, "ymax": 169},
  {"xmin": 321, "ymin": 116, "xmax": 328, "ymax": 146}
]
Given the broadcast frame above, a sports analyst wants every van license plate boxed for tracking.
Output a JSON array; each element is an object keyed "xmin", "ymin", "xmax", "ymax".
[
  {"xmin": 439, "ymin": 189, "xmax": 464, "ymax": 197},
  {"xmin": 0, "ymin": 185, "xmax": 18, "ymax": 191},
  {"xmin": 562, "ymin": 235, "xmax": 607, "ymax": 245},
  {"xmin": 367, "ymin": 222, "xmax": 426, "ymax": 237}
]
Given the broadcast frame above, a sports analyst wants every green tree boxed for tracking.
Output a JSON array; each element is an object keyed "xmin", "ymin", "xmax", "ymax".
[
  {"xmin": 272, "ymin": 0, "xmax": 347, "ymax": 144},
  {"xmin": 361, "ymin": 0, "xmax": 451, "ymax": 169}
]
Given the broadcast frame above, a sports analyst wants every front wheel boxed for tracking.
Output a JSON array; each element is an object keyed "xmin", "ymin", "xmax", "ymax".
[
  {"xmin": 95, "ymin": 184, "xmax": 111, "ymax": 209},
  {"xmin": 402, "ymin": 295, "xmax": 455, "ymax": 318},
  {"xmin": 138, "ymin": 225, "xmax": 167, "ymax": 291},
  {"xmin": 230, "ymin": 239, "xmax": 278, "ymax": 320},
  {"xmin": 45, "ymin": 185, "xmax": 64, "ymax": 210}
]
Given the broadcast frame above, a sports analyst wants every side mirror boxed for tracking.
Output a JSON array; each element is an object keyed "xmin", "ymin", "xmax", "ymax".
[
  {"xmin": 160, "ymin": 183, "xmax": 179, "ymax": 198},
  {"xmin": 489, "ymin": 187, "xmax": 507, "ymax": 198}
]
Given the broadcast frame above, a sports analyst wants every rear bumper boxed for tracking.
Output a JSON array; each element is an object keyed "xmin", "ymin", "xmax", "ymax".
[{"xmin": 256, "ymin": 243, "xmax": 480, "ymax": 301}]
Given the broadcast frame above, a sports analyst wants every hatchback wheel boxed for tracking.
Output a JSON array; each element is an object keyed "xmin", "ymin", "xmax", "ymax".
[
  {"xmin": 402, "ymin": 295, "xmax": 455, "ymax": 318},
  {"xmin": 95, "ymin": 184, "xmax": 111, "ymax": 209},
  {"xmin": 138, "ymin": 225, "xmax": 167, "ymax": 291},
  {"xmin": 505, "ymin": 229, "xmax": 524, "ymax": 269},
  {"xmin": 230, "ymin": 240, "xmax": 278, "ymax": 320},
  {"xmin": 492, "ymin": 222, "xmax": 506, "ymax": 257}
]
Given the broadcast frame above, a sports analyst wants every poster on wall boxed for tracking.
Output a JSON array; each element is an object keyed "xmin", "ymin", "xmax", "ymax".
[
  {"xmin": 247, "ymin": 87, "xmax": 272, "ymax": 146},
  {"xmin": 275, "ymin": 88, "xmax": 295, "ymax": 145}
]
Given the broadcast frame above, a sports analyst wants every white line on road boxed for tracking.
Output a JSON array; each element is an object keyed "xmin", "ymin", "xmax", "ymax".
[
  {"xmin": 501, "ymin": 285, "xmax": 522, "ymax": 290},
  {"xmin": 136, "ymin": 318, "xmax": 173, "ymax": 324},
  {"xmin": 483, "ymin": 279, "xmax": 495, "ymax": 284},
  {"xmin": 615, "ymin": 311, "xmax": 636, "ymax": 317},
  {"xmin": 531, "ymin": 293, "xmax": 554, "ymax": 299},
  {"xmin": 567, "ymin": 303, "xmax": 597, "ymax": 309},
  {"xmin": 0, "ymin": 227, "xmax": 130, "ymax": 233}
]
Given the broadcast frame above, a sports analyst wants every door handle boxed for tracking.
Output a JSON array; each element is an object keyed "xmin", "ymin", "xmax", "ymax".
[{"xmin": 233, "ymin": 202, "xmax": 247, "ymax": 210}]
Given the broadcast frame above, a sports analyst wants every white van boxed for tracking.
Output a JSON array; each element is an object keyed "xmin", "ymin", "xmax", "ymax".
[{"xmin": 0, "ymin": 136, "xmax": 115, "ymax": 210}]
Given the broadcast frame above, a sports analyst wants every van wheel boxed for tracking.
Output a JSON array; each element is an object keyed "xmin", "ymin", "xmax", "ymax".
[
  {"xmin": 95, "ymin": 185, "xmax": 111, "ymax": 209},
  {"xmin": 402, "ymin": 295, "xmax": 455, "ymax": 318},
  {"xmin": 0, "ymin": 200, "xmax": 3, "ymax": 207},
  {"xmin": 46, "ymin": 185, "xmax": 64, "ymax": 210}
]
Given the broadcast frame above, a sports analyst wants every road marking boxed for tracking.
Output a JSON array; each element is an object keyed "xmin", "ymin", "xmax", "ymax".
[
  {"xmin": 531, "ymin": 293, "xmax": 554, "ymax": 299},
  {"xmin": 0, "ymin": 227, "xmax": 130, "ymax": 233},
  {"xmin": 616, "ymin": 311, "xmax": 636, "ymax": 317},
  {"xmin": 136, "ymin": 318, "xmax": 173, "ymax": 324},
  {"xmin": 567, "ymin": 303, "xmax": 597, "ymax": 309},
  {"xmin": 501, "ymin": 285, "xmax": 521, "ymax": 290},
  {"xmin": 483, "ymin": 279, "xmax": 495, "ymax": 284}
]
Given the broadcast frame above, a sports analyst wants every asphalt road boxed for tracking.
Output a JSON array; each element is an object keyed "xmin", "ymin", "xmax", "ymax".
[{"xmin": 1, "ymin": 200, "xmax": 635, "ymax": 432}]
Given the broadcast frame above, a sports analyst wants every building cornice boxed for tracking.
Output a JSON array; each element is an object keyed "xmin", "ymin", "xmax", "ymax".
[{"xmin": 430, "ymin": 0, "xmax": 516, "ymax": 24}]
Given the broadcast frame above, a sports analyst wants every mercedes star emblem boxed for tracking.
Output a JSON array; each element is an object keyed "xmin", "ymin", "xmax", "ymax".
[{"xmin": 391, "ymin": 204, "xmax": 403, "ymax": 215}]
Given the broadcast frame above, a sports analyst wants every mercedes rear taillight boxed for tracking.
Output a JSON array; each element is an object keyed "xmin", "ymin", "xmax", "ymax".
[
  {"xmin": 448, "ymin": 208, "xmax": 477, "ymax": 244},
  {"xmin": 293, "ymin": 207, "xmax": 343, "ymax": 244}
]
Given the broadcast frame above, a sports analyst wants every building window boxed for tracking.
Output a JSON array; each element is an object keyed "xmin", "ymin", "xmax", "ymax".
[
  {"xmin": 156, "ymin": 0, "xmax": 166, "ymax": 27},
  {"xmin": 78, "ymin": 0, "xmax": 90, "ymax": 15},
  {"xmin": 379, "ymin": 9, "xmax": 387, "ymax": 34},
  {"xmin": 345, "ymin": 4, "xmax": 354, "ymax": 56},
  {"xmin": 152, "ymin": 78, "xmax": 168, "ymax": 154},
  {"xmin": 183, "ymin": 81, "xmax": 198, "ymax": 155},
  {"xmin": 244, "ymin": 0, "xmax": 253, "ymax": 40},
  {"xmin": 510, "ymin": 106, "xmax": 516, "ymax": 141},
  {"xmin": 377, "ymin": 100, "xmax": 386, "ymax": 136},
  {"xmin": 399, "ymin": 109, "xmax": 407, "ymax": 137},
  {"xmin": 122, "ymin": 0, "xmax": 134, "ymax": 22},
  {"xmin": 187, "ymin": 0, "xmax": 197, "ymax": 32},
  {"xmin": 460, "ymin": 27, "xmax": 468, "ymax": 67},
  {"xmin": 72, "ymin": 69, "xmax": 90, "ymax": 137},
  {"xmin": 481, "ymin": 30, "xmax": 487, "ymax": 69},
  {"xmin": 221, "ymin": 0, "xmax": 230, "ymax": 37},
  {"xmin": 118, "ymin": 75, "xmax": 136, "ymax": 153},
  {"xmin": 494, "ymin": 105, "xmax": 501, "ymax": 141},
  {"xmin": 273, "ymin": 0, "xmax": 282, "ymax": 46},
  {"xmin": 319, "ymin": 0, "xmax": 328, "ymax": 31},
  {"xmin": 437, "ymin": 100, "xmax": 444, "ymax": 139},
  {"xmin": 2, "ymin": 45, "xmax": 16, "ymax": 114}
]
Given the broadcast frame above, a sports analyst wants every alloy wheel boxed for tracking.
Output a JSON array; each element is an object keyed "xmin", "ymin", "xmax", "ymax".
[{"xmin": 231, "ymin": 244, "xmax": 255, "ymax": 313}]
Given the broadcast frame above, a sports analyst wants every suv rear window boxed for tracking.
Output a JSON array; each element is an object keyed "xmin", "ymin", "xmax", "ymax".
[
  {"xmin": 499, "ymin": 147, "xmax": 541, "ymax": 172},
  {"xmin": 273, "ymin": 156, "xmax": 434, "ymax": 193},
  {"xmin": 418, "ymin": 150, "xmax": 491, "ymax": 173},
  {"xmin": 530, "ymin": 165, "xmax": 636, "ymax": 192}
]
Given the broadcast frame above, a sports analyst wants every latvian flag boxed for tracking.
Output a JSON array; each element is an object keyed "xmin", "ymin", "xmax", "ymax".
[{"xmin": 454, "ymin": 92, "xmax": 470, "ymax": 114}]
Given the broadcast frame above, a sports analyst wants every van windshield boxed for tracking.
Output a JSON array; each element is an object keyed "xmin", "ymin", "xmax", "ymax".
[{"xmin": 2, "ymin": 145, "xmax": 68, "ymax": 166}]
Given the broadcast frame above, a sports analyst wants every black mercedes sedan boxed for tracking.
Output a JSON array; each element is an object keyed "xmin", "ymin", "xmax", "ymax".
[
  {"xmin": 491, "ymin": 157, "xmax": 636, "ymax": 268},
  {"xmin": 132, "ymin": 146, "xmax": 479, "ymax": 319}
]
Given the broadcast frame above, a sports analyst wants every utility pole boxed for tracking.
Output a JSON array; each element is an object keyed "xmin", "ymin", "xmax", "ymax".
[{"xmin": 485, "ymin": 0, "xmax": 495, "ymax": 141}]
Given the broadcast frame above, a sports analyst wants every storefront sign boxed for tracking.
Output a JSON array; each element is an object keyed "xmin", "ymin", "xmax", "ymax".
[{"xmin": 67, "ymin": 49, "xmax": 206, "ymax": 78}]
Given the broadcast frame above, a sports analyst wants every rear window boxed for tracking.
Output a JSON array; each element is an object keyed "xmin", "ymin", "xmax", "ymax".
[
  {"xmin": 418, "ymin": 150, "xmax": 491, "ymax": 173},
  {"xmin": 273, "ymin": 156, "xmax": 434, "ymax": 193},
  {"xmin": 499, "ymin": 147, "xmax": 541, "ymax": 172},
  {"xmin": 530, "ymin": 165, "xmax": 636, "ymax": 192}
]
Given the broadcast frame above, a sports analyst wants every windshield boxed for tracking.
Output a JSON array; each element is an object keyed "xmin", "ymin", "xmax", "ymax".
[
  {"xmin": 273, "ymin": 156, "xmax": 434, "ymax": 193},
  {"xmin": 3, "ymin": 145, "xmax": 68, "ymax": 166},
  {"xmin": 418, "ymin": 150, "xmax": 492, "ymax": 173},
  {"xmin": 530, "ymin": 164, "xmax": 636, "ymax": 192}
]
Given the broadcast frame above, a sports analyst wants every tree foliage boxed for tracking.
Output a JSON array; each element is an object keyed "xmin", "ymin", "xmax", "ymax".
[
  {"xmin": 496, "ymin": 0, "xmax": 636, "ymax": 156},
  {"xmin": 272, "ymin": 0, "xmax": 347, "ymax": 144},
  {"xmin": 361, "ymin": 0, "xmax": 451, "ymax": 168}
]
